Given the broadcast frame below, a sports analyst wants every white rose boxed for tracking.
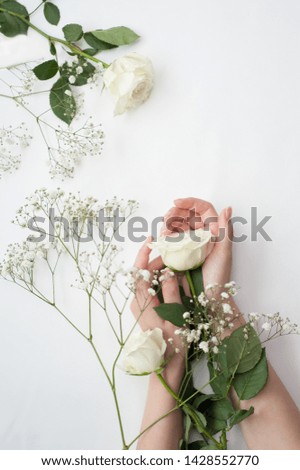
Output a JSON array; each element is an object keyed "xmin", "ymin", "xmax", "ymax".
[
  {"xmin": 120, "ymin": 328, "xmax": 166, "ymax": 375},
  {"xmin": 149, "ymin": 229, "xmax": 212, "ymax": 272},
  {"xmin": 103, "ymin": 53, "xmax": 154, "ymax": 115}
]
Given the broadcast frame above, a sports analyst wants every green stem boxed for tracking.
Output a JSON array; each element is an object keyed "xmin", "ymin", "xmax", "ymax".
[
  {"xmin": 53, "ymin": 305, "xmax": 88, "ymax": 340},
  {"xmin": 185, "ymin": 270, "xmax": 197, "ymax": 299},
  {"xmin": 88, "ymin": 294, "xmax": 92, "ymax": 339},
  {"xmin": 112, "ymin": 348, "xmax": 128, "ymax": 449},
  {"xmin": 0, "ymin": 7, "xmax": 109, "ymax": 68},
  {"xmin": 29, "ymin": 1, "xmax": 44, "ymax": 16},
  {"xmin": 88, "ymin": 338, "xmax": 128, "ymax": 449},
  {"xmin": 156, "ymin": 372, "xmax": 223, "ymax": 449},
  {"xmin": 112, "ymin": 385, "xmax": 128, "ymax": 450},
  {"xmin": 220, "ymin": 430, "xmax": 228, "ymax": 449}
]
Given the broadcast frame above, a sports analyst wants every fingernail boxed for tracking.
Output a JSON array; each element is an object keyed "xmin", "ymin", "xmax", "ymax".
[{"xmin": 225, "ymin": 207, "xmax": 232, "ymax": 221}]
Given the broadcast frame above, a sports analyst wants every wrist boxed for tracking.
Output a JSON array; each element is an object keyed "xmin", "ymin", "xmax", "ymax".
[{"xmin": 159, "ymin": 353, "xmax": 185, "ymax": 392}]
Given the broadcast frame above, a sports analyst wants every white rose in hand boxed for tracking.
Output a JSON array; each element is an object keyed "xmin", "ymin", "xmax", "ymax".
[
  {"xmin": 150, "ymin": 228, "xmax": 212, "ymax": 272},
  {"xmin": 120, "ymin": 328, "xmax": 166, "ymax": 375},
  {"xmin": 103, "ymin": 53, "xmax": 154, "ymax": 115}
]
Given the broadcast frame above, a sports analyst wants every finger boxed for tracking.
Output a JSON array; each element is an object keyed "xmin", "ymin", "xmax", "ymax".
[
  {"xmin": 162, "ymin": 207, "xmax": 189, "ymax": 235},
  {"xmin": 174, "ymin": 197, "xmax": 212, "ymax": 211},
  {"xmin": 162, "ymin": 271, "xmax": 182, "ymax": 304},
  {"xmin": 161, "ymin": 222, "xmax": 190, "ymax": 236},
  {"xmin": 131, "ymin": 238, "xmax": 163, "ymax": 329},
  {"xmin": 148, "ymin": 256, "xmax": 164, "ymax": 272},
  {"xmin": 180, "ymin": 274, "xmax": 191, "ymax": 297},
  {"xmin": 164, "ymin": 207, "xmax": 189, "ymax": 220},
  {"xmin": 214, "ymin": 207, "xmax": 233, "ymax": 251},
  {"xmin": 174, "ymin": 197, "xmax": 218, "ymax": 235},
  {"xmin": 134, "ymin": 236, "xmax": 152, "ymax": 269}
]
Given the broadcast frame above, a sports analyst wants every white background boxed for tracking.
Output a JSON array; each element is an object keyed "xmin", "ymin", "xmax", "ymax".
[{"xmin": 0, "ymin": 0, "xmax": 300, "ymax": 450}]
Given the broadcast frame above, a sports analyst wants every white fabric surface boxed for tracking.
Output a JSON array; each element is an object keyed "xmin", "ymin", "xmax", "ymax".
[{"xmin": 0, "ymin": 0, "xmax": 300, "ymax": 449}]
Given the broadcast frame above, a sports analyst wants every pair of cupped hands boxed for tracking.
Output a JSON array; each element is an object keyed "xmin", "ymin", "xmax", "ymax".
[{"xmin": 131, "ymin": 197, "xmax": 233, "ymax": 357}]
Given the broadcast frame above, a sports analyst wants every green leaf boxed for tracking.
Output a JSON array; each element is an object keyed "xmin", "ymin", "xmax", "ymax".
[
  {"xmin": 63, "ymin": 23, "xmax": 83, "ymax": 42},
  {"xmin": 60, "ymin": 58, "xmax": 96, "ymax": 87},
  {"xmin": 188, "ymin": 440, "xmax": 208, "ymax": 450},
  {"xmin": 226, "ymin": 324, "xmax": 262, "ymax": 374},
  {"xmin": 228, "ymin": 406, "xmax": 254, "ymax": 428},
  {"xmin": 207, "ymin": 398, "xmax": 234, "ymax": 421},
  {"xmin": 43, "ymin": 1, "xmax": 60, "ymax": 25},
  {"xmin": 208, "ymin": 361, "xmax": 229, "ymax": 397},
  {"xmin": 189, "ymin": 266, "xmax": 204, "ymax": 296},
  {"xmin": 206, "ymin": 417, "xmax": 227, "ymax": 435},
  {"xmin": 205, "ymin": 398, "xmax": 234, "ymax": 436},
  {"xmin": 181, "ymin": 295, "xmax": 193, "ymax": 310},
  {"xmin": 50, "ymin": 42, "xmax": 56, "ymax": 55},
  {"xmin": 233, "ymin": 349, "xmax": 268, "ymax": 400},
  {"xmin": 0, "ymin": 1, "xmax": 29, "ymax": 37},
  {"xmin": 91, "ymin": 26, "xmax": 139, "ymax": 46},
  {"xmin": 84, "ymin": 32, "xmax": 116, "ymax": 51},
  {"xmin": 213, "ymin": 339, "xmax": 231, "ymax": 378},
  {"xmin": 192, "ymin": 393, "xmax": 215, "ymax": 410},
  {"xmin": 82, "ymin": 47, "xmax": 98, "ymax": 56},
  {"xmin": 183, "ymin": 413, "xmax": 192, "ymax": 446},
  {"xmin": 33, "ymin": 60, "xmax": 58, "ymax": 80},
  {"xmin": 191, "ymin": 410, "xmax": 207, "ymax": 432},
  {"xmin": 201, "ymin": 444, "xmax": 220, "ymax": 450},
  {"xmin": 154, "ymin": 303, "xmax": 187, "ymax": 327},
  {"xmin": 49, "ymin": 77, "xmax": 76, "ymax": 125}
]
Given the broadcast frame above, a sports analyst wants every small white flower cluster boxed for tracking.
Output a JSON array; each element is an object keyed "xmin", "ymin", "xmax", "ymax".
[
  {"xmin": 205, "ymin": 280, "xmax": 238, "ymax": 298},
  {"xmin": 173, "ymin": 282, "xmax": 240, "ymax": 355},
  {"xmin": 71, "ymin": 243, "xmax": 124, "ymax": 295},
  {"xmin": 2, "ymin": 190, "xmax": 140, "ymax": 308},
  {"xmin": 4, "ymin": 63, "xmax": 37, "ymax": 102},
  {"xmin": 174, "ymin": 319, "xmax": 220, "ymax": 354},
  {"xmin": 13, "ymin": 189, "xmax": 139, "ymax": 243},
  {"xmin": 86, "ymin": 67, "xmax": 104, "ymax": 89},
  {"xmin": 48, "ymin": 119, "xmax": 105, "ymax": 179},
  {"xmin": 60, "ymin": 57, "xmax": 102, "ymax": 87},
  {"xmin": 0, "ymin": 123, "xmax": 32, "ymax": 178},
  {"xmin": 248, "ymin": 312, "xmax": 300, "ymax": 338},
  {"xmin": 0, "ymin": 240, "xmax": 58, "ymax": 282},
  {"xmin": 128, "ymin": 266, "xmax": 175, "ymax": 295}
]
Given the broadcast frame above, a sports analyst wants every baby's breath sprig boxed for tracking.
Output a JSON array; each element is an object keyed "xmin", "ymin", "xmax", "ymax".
[
  {"xmin": 0, "ymin": 122, "xmax": 32, "ymax": 177},
  {"xmin": 0, "ymin": 189, "xmax": 140, "ymax": 449},
  {"xmin": 0, "ymin": 62, "xmax": 105, "ymax": 179}
]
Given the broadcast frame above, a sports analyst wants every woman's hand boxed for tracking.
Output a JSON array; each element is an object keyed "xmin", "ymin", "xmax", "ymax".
[
  {"xmin": 163, "ymin": 197, "xmax": 233, "ymax": 290},
  {"xmin": 131, "ymin": 242, "xmax": 186, "ymax": 450},
  {"xmin": 130, "ymin": 237, "xmax": 184, "ymax": 358}
]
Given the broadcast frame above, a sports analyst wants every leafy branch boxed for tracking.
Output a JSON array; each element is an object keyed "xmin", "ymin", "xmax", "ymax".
[{"xmin": 0, "ymin": 0, "xmax": 139, "ymax": 124}]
